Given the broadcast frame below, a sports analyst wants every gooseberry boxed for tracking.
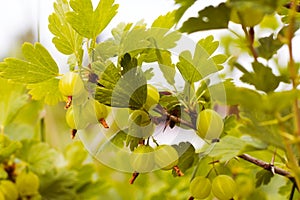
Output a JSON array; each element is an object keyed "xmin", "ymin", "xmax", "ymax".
[
  {"xmin": 154, "ymin": 145, "xmax": 179, "ymax": 170},
  {"xmin": 212, "ymin": 175, "xmax": 237, "ymax": 200},
  {"xmin": 196, "ymin": 109, "xmax": 224, "ymax": 140}
]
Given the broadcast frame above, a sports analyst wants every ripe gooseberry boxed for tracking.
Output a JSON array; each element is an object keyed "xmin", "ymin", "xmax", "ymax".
[
  {"xmin": 154, "ymin": 145, "xmax": 179, "ymax": 170},
  {"xmin": 130, "ymin": 145, "xmax": 155, "ymax": 173},
  {"xmin": 189, "ymin": 176, "xmax": 212, "ymax": 199},
  {"xmin": 65, "ymin": 105, "xmax": 88, "ymax": 130},
  {"xmin": 230, "ymin": 7, "xmax": 265, "ymax": 27},
  {"xmin": 128, "ymin": 110, "xmax": 155, "ymax": 138},
  {"xmin": 212, "ymin": 175, "xmax": 237, "ymax": 200},
  {"xmin": 59, "ymin": 72, "xmax": 85, "ymax": 97},
  {"xmin": 196, "ymin": 109, "xmax": 224, "ymax": 140},
  {"xmin": 16, "ymin": 171, "xmax": 39, "ymax": 197},
  {"xmin": 0, "ymin": 180, "xmax": 18, "ymax": 200}
]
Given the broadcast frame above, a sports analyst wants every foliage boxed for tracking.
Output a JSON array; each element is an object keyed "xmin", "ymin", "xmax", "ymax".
[{"xmin": 1, "ymin": 0, "xmax": 300, "ymax": 199}]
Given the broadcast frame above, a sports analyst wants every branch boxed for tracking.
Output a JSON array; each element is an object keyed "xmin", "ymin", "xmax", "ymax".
[
  {"xmin": 152, "ymin": 105, "xmax": 196, "ymax": 129},
  {"xmin": 153, "ymin": 105, "xmax": 294, "ymax": 180},
  {"xmin": 238, "ymin": 154, "xmax": 291, "ymax": 177}
]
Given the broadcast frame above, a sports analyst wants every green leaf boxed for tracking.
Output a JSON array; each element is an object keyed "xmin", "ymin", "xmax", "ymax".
[
  {"xmin": 109, "ymin": 130, "xmax": 127, "ymax": 148},
  {"xmin": 0, "ymin": 78, "xmax": 29, "ymax": 127},
  {"xmin": 48, "ymin": 0, "xmax": 83, "ymax": 55},
  {"xmin": 17, "ymin": 140, "xmax": 57, "ymax": 174},
  {"xmin": 180, "ymin": 3, "xmax": 231, "ymax": 33},
  {"xmin": 39, "ymin": 169, "xmax": 77, "ymax": 200},
  {"xmin": 92, "ymin": 39, "xmax": 118, "ymax": 62},
  {"xmin": 111, "ymin": 22, "xmax": 149, "ymax": 56},
  {"xmin": 143, "ymin": 68, "xmax": 154, "ymax": 81},
  {"xmin": 157, "ymin": 50, "xmax": 176, "ymax": 86},
  {"xmin": 172, "ymin": 142, "xmax": 196, "ymax": 175},
  {"xmin": 256, "ymin": 34, "xmax": 283, "ymax": 60},
  {"xmin": 152, "ymin": 10, "xmax": 176, "ymax": 29},
  {"xmin": 255, "ymin": 169, "xmax": 274, "ymax": 187},
  {"xmin": 64, "ymin": 141, "xmax": 88, "ymax": 169},
  {"xmin": 209, "ymin": 135, "xmax": 267, "ymax": 162},
  {"xmin": 95, "ymin": 59, "xmax": 147, "ymax": 109},
  {"xmin": 1, "ymin": 43, "xmax": 59, "ymax": 83},
  {"xmin": 210, "ymin": 136, "xmax": 246, "ymax": 162},
  {"xmin": 0, "ymin": 134, "xmax": 22, "ymax": 162},
  {"xmin": 240, "ymin": 62, "xmax": 287, "ymax": 93},
  {"xmin": 27, "ymin": 78, "xmax": 64, "ymax": 105},
  {"xmin": 120, "ymin": 53, "xmax": 138, "ymax": 75},
  {"xmin": 176, "ymin": 36, "xmax": 222, "ymax": 83},
  {"xmin": 174, "ymin": 0, "xmax": 196, "ymax": 23},
  {"xmin": 73, "ymin": 164, "xmax": 95, "ymax": 191},
  {"xmin": 67, "ymin": 0, "xmax": 118, "ymax": 39}
]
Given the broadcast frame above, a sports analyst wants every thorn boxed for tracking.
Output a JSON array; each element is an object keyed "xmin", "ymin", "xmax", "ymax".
[
  {"xmin": 99, "ymin": 118, "xmax": 109, "ymax": 128},
  {"xmin": 129, "ymin": 172, "xmax": 139, "ymax": 184},
  {"xmin": 188, "ymin": 197, "xmax": 194, "ymax": 200}
]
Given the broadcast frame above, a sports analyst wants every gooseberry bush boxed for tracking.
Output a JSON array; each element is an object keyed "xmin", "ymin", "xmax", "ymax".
[{"xmin": 0, "ymin": 0, "xmax": 300, "ymax": 199}]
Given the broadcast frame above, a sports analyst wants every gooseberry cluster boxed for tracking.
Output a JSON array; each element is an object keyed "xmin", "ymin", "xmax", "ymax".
[
  {"xmin": 190, "ymin": 175, "xmax": 237, "ymax": 200},
  {"xmin": 59, "ymin": 72, "xmax": 109, "ymax": 138}
]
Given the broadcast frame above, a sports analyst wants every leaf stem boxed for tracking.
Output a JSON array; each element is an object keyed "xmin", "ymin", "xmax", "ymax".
[{"xmin": 241, "ymin": 25, "xmax": 258, "ymax": 61}]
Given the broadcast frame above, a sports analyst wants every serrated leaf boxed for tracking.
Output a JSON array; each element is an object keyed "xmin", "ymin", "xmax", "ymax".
[
  {"xmin": 255, "ymin": 169, "xmax": 274, "ymax": 187},
  {"xmin": 74, "ymin": 164, "xmax": 95, "ymax": 191},
  {"xmin": 147, "ymin": 28, "xmax": 181, "ymax": 50},
  {"xmin": 174, "ymin": 0, "xmax": 196, "ymax": 23},
  {"xmin": 176, "ymin": 36, "xmax": 222, "ymax": 83},
  {"xmin": 240, "ymin": 62, "xmax": 286, "ymax": 93},
  {"xmin": 0, "ymin": 134, "xmax": 22, "ymax": 162},
  {"xmin": 180, "ymin": 3, "xmax": 231, "ymax": 33},
  {"xmin": 39, "ymin": 169, "xmax": 77, "ymax": 200},
  {"xmin": 120, "ymin": 53, "xmax": 138, "ymax": 75},
  {"xmin": 95, "ymin": 61, "xmax": 147, "ymax": 109},
  {"xmin": 64, "ymin": 141, "xmax": 88, "ymax": 169},
  {"xmin": 256, "ymin": 34, "xmax": 283, "ymax": 59},
  {"xmin": 152, "ymin": 10, "xmax": 176, "ymax": 29},
  {"xmin": 67, "ymin": 0, "xmax": 118, "ymax": 39},
  {"xmin": 17, "ymin": 140, "xmax": 57, "ymax": 174},
  {"xmin": 48, "ymin": 0, "xmax": 83, "ymax": 55},
  {"xmin": 143, "ymin": 68, "xmax": 154, "ymax": 80},
  {"xmin": 92, "ymin": 39, "xmax": 118, "ymax": 62},
  {"xmin": 210, "ymin": 136, "xmax": 246, "ymax": 162},
  {"xmin": 0, "ymin": 78, "xmax": 29, "ymax": 127},
  {"xmin": 1, "ymin": 43, "xmax": 59, "ymax": 83},
  {"xmin": 27, "ymin": 78, "xmax": 64, "ymax": 105}
]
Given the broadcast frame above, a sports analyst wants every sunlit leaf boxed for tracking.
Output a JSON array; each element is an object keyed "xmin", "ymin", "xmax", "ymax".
[
  {"xmin": 1, "ymin": 43, "xmax": 58, "ymax": 83},
  {"xmin": 67, "ymin": 0, "xmax": 118, "ymax": 39},
  {"xmin": 17, "ymin": 139, "xmax": 57, "ymax": 174},
  {"xmin": 176, "ymin": 36, "xmax": 223, "ymax": 83},
  {"xmin": 27, "ymin": 78, "xmax": 64, "ymax": 105},
  {"xmin": 95, "ymin": 55, "xmax": 147, "ymax": 109},
  {"xmin": 48, "ymin": 0, "xmax": 83, "ymax": 55}
]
